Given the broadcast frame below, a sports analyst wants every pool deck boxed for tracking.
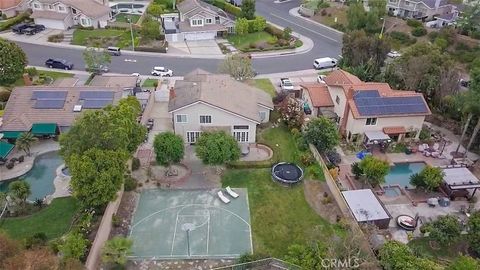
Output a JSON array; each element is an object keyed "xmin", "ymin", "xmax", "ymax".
[{"xmin": 0, "ymin": 140, "xmax": 60, "ymax": 181}]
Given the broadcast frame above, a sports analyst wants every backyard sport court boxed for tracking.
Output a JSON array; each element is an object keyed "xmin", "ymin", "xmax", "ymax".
[{"xmin": 129, "ymin": 189, "xmax": 252, "ymax": 259}]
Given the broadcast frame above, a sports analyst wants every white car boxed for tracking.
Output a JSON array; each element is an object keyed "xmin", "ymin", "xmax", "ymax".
[
  {"xmin": 317, "ymin": 74, "xmax": 326, "ymax": 83},
  {"xmin": 387, "ymin": 50, "xmax": 401, "ymax": 58},
  {"xmin": 131, "ymin": 73, "xmax": 140, "ymax": 77},
  {"xmin": 280, "ymin": 78, "xmax": 294, "ymax": 91},
  {"xmin": 151, "ymin": 67, "xmax": 173, "ymax": 76}
]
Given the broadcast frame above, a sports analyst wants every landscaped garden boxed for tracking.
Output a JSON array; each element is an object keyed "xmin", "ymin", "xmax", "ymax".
[
  {"xmin": 114, "ymin": 13, "xmax": 141, "ymax": 24},
  {"xmin": 72, "ymin": 29, "xmax": 135, "ymax": 47},
  {"xmin": 0, "ymin": 197, "xmax": 79, "ymax": 240},
  {"xmin": 227, "ymin": 31, "xmax": 277, "ymax": 51}
]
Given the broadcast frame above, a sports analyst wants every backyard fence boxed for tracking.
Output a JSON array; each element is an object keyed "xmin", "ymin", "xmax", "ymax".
[{"xmin": 210, "ymin": 258, "xmax": 301, "ymax": 270}]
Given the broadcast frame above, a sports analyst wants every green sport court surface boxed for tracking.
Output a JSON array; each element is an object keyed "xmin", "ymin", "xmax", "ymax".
[{"xmin": 129, "ymin": 189, "xmax": 252, "ymax": 259}]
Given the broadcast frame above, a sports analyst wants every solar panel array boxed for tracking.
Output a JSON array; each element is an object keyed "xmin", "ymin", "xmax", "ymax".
[
  {"xmin": 353, "ymin": 90, "xmax": 428, "ymax": 117},
  {"xmin": 32, "ymin": 91, "xmax": 67, "ymax": 109},
  {"xmin": 80, "ymin": 91, "xmax": 114, "ymax": 109}
]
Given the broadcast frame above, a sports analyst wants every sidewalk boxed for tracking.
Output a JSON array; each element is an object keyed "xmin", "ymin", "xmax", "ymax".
[{"xmin": 288, "ymin": 7, "xmax": 344, "ymax": 36}]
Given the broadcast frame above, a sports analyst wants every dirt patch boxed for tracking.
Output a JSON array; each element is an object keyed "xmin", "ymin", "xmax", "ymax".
[
  {"xmin": 311, "ymin": 4, "xmax": 348, "ymax": 28},
  {"xmin": 304, "ymin": 180, "xmax": 342, "ymax": 223},
  {"xmin": 131, "ymin": 164, "xmax": 191, "ymax": 189},
  {"xmin": 110, "ymin": 191, "xmax": 139, "ymax": 238}
]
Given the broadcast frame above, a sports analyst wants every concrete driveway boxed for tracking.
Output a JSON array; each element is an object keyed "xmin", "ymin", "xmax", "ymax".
[
  {"xmin": 0, "ymin": 29, "xmax": 63, "ymax": 43},
  {"xmin": 168, "ymin": 40, "xmax": 222, "ymax": 55}
]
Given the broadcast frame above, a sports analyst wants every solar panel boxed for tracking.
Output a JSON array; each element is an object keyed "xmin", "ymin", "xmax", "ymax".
[
  {"xmin": 32, "ymin": 91, "xmax": 68, "ymax": 100},
  {"xmin": 79, "ymin": 91, "xmax": 114, "ymax": 100},
  {"xmin": 35, "ymin": 99, "xmax": 65, "ymax": 109},
  {"xmin": 354, "ymin": 90, "xmax": 380, "ymax": 98},
  {"xmin": 83, "ymin": 99, "xmax": 112, "ymax": 109},
  {"xmin": 355, "ymin": 94, "xmax": 428, "ymax": 117}
]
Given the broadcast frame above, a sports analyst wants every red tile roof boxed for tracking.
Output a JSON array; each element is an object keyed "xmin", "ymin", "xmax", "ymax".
[
  {"xmin": 0, "ymin": 0, "xmax": 22, "ymax": 10},
  {"xmin": 302, "ymin": 84, "xmax": 334, "ymax": 107},
  {"xmin": 324, "ymin": 69, "xmax": 362, "ymax": 86},
  {"xmin": 383, "ymin": 126, "xmax": 407, "ymax": 134}
]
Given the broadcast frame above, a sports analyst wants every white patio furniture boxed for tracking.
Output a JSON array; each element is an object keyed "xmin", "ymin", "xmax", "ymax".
[
  {"xmin": 433, "ymin": 143, "xmax": 440, "ymax": 151},
  {"xmin": 217, "ymin": 191, "xmax": 230, "ymax": 204},
  {"xmin": 431, "ymin": 152, "xmax": 440, "ymax": 158},
  {"xmin": 418, "ymin": 144, "xmax": 425, "ymax": 152},
  {"xmin": 226, "ymin": 186, "xmax": 239, "ymax": 198},
  {"xmin": 424, "ymin": 151, "xmax": 431, "ymax": 157}
]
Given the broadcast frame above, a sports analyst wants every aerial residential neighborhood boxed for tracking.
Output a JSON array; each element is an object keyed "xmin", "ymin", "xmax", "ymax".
[{"xmin": 1, "ymin": 0, "xmax": 480, "ymax": 269}]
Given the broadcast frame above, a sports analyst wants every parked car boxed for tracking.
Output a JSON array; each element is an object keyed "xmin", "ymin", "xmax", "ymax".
[
  {"xmin": 11, "ymin": 23, "xmax": 31, "ymax": 34},
  {"xmin": 45, "ymin": 58, "xmax": 74, "ymax": 70},
  {"xmin": 85, "ymin": 64, "xmax": 109, "ymax": 74},
  {"xmin": 280, "ymin": 78, "xmax": 294, "ymax": 91},
  {"xmin": 151, "ymin": 67, "xmax": 173, "ymax": 76},
  {"xmin": 21, "ymin": 24, "xmax": 45, "ymax": 35},
  {"xmin": 313, "ymin": 57, "xmax": 337, "ymax": 70},
  {"xmin": 387, "ymin": 50, "xmax": 402, "ymax": 58},
  {"xmin": 106, "ymin": 46, "xmax": 121, "ymax": 56}
]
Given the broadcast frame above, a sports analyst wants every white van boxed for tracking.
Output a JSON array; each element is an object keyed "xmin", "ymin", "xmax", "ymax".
[{"xmin": 313, "ymin": 57, "xmax": 338, "ymax": 70}]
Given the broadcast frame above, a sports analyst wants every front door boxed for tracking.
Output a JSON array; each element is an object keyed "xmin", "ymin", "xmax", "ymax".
[{"xmin": 186, "ymin": 131, "xmax": 201, "ymax": 144}]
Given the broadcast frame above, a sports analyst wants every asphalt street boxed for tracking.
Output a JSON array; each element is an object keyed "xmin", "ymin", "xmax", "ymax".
[{"xmin": 16, "ymin": 0, "xmax": 342, "ymax": 75}]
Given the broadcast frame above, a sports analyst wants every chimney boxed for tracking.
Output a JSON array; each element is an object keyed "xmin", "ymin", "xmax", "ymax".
[
  {"xmin": 23, "ymin": 73, "xmax": 32, "ymax": 86},
  {"xmin": 169, "ymin": 87, "xmax": 176, "ymax": 99}
]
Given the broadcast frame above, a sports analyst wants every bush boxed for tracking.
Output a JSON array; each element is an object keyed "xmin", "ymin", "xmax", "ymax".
[
  {"xmin": 389, "ymin": 31, "xmax": 417, "ymax": 45},
  {"xmin": 112, "ymin": 214, "xmax": 121, "ymax": 227},
  {"xmin": 24, "ymin": 232, "xmax": 48, "ymax": 249},
  {"xmin": 265, "ymin": 23, "xmax": 284, "ymax": 39},
  {"xmin": 419, "ymin": 128, "xmax": 431, "ymax": 141},
  {"xmin": 320, "ymin": 9, "xmax": 327, "ymax": 16},
  {"xmin": 131, "ymin": 157, "xmax": 140, "ymax": 171},
  {"xmin": 411, "ymin": 27, "xmax": 427, "ymax": 37},
  {"xmin": 331, "ymin": 23, "xmax": 346, "ymax": 32},
  {"xmin": 124, "ymin": 175, "xmax": 136, "ymax": 191},
  {"xmin": 300, "ymin": 152, "xmax": 315, "ymax": 166},
  {"xmin": 25, "ymin": 67, "xmax": 38, "ymax": 77},
  {"xmin": 0, "ymin": 90, "xmax": 11, "ymax": 102},
  {"xmin": 0, "ymin": 12, "xmax": 29, "ymax": 31},
  {"xmin": 325, "ymin": 150, "xmax": 341, "ymax": 166},
  {"xmin": 6, "ymin": 162, "xmax": 14, "ymax": 169},
  {"xmin": 18, "ymin": 155, "xmax": 24, "ymax": 163},
  {"xmin": 406, "ymin": 19, "xmax": 422, "ymax": 28},
  {"xmin": 351, "ymin": 162, "xmax": 362, "ymax": 179},
  {"xmin": 47, "ymin": 33, "xmax": 64, "ymax": 43}
]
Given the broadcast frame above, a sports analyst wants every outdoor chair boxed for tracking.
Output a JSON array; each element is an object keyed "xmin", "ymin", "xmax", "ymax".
[
  {"xmin": 226, "ymin": 186, "xmax": 239, "ymax": 198},
  {"xmin": 217, "ymin": 191, "xmax": 230, "ymax": 204},
  {"xmin": 418, "ymin": 144, "xmax": 425, "ymax": 152}
]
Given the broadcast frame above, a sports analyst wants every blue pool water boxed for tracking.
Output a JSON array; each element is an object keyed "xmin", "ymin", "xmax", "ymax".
[
  {"xmin": 384, "ymin": 187, "xmax": 401, "ymax": 197},
  {"xmin": 0, "ymin": 151, "xmax": 63, "ymax": 201},
  {"xmin": 384, "ymin": 162, "xmax": 426, "ymax": 189}
]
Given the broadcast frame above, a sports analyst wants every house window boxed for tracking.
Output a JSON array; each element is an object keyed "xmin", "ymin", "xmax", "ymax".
[
  {"xmin": 233, "ymin": 125, "xmax": 249, "ymax": 130},
  {"xmin": 405, "ymin": 1, "xmax": 410, "ymax": 6},
  {"xmin": 191, "ymin": 19, "xmax": 203, "ymax": 26},
  {"xmin": 48, "ymin": 4, "xmax": 54, "ymax": 10},
  {"xmin": 58, "ymin": 5, "xmax": 65, "ymax": 11},
  {"xmin": 176, "ymin": 114, "xmax": 187, "ymax": 123},
  {"xmin": 186, "ymin": 131, "xmax": 201, "ymax": 143},
  {"xmin": 33, "ymin": 3, "xmax": 40, "ymax": 8},
  {"xmin": 199, "ymin": 115, "xmax": 212, "ymax": 124},
  {"xmin": 81, "ymin": 18, "xmax": 90, "ymax": 26},
  {"xmin": 335, "ymin": 96, "xmax": 340, "ymax": 105},
  {"xmin": 259, "ymin": 111, "xmax": 267, "ymax": 121},
  {"xmin": 205, "ymin": 18, "xmax": 213, "ymax": 24},
  {"xmin": 227, "ymin": 26, "xmax": 234, "ymax": 33},
  {"xmin": 72, "ymin": 8, "xmax": 77, "ymax": 14},
  {"xmin": 233, "ymin": 131, "xmax": 249, "ymax": 142},
  {"xmin": 365, "ymin": 118, "xmax": 377, "ymax": 126}
]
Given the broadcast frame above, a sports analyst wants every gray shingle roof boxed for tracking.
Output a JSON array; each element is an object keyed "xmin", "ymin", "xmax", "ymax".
[
  {"xmin": 168, "ymin": 69, "xmax": 273, "ymax": 123},
  {"xmin": 35, "ymin": 0, "xmax": 111, "ymax": 18}
]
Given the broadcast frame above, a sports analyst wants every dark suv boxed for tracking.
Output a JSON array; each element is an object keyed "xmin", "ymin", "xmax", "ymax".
[
  {"xmin": 11, "ymin": 23, "xmax": 30, "ymax": 34},
  {"xmin": 45, "ymin": 58, "xmax": 74, "ymax": 70},
  {"xmin": 21, "ymin": 24, "xmax": 46, "ymax": 35}
]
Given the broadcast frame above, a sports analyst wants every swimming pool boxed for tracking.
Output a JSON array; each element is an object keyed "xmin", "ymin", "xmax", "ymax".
[
  {"xmin": 384, "ymin": 162, "xmax": 426, "ymax": 189},
  {"xmin": 0, "ymin": 151, "xmax": 63, "ymax": 201}
]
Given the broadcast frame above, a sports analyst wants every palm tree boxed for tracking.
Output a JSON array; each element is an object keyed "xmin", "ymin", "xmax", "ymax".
[
  {"xmin": 8, "ymin": 180, "xmax": 31, "ymax": 206},
  {"xmin": 101, "ymin": 236, "xmax": 133, "ymax": 267},
  {"xmin": 15, "ymin": 132, "xmax": 37, "ymax": 156}
]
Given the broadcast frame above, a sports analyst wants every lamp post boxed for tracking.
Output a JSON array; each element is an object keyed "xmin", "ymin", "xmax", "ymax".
[
  {"xmin": 128, "ymin": 16, "xmax": 135, "ymax": 51},
  {"xmin": 379, "ymin": 17, "xmax": 386, "ymax": 39}
]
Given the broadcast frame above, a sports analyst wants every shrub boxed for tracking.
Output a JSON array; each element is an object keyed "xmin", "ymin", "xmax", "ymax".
[
  {"xmin": 18, "ymin": 155, "xmax": 24, "ymax": 162},
  {"xmin": 112, "ymin": 214, "xmax": 121, "ymax": 227},
  {"xmin": 47, "ymin": 33, "xmax": 64, "ymax": 43},
  {"xmin": 0, "ymin": 90, "xmax": 11, "ymax": 102},
  {"xmin": 265, "ymin": 23, "xmax": 284, "ymax": 39},
  {"xmin": 389, "ymin": 31, "xmax": 417, "ymax": 45},
  {"xmin": 25, "ymin": 67, "xmax": 38, "ymax": 77},
  {"xmin": 277, "ymin": 38, "xmax": 288, "ymax": 46},
  {"xmin": 351, "ymin": 162, "xmax": 362, "ymax": 179},
  {"xmin": 406, "ymin": 19, "xmax": 422, "ymax": 28},
  {"xmin": 411, "ymin": 27, "xmax": 427, "ymax": 37},
  {"xmin": 131, "ymin": 157, "xmax": 140, "ymax": 171},
  {"xmin": 300, "ymin": 152, "xmax": 315, "ymax": 166},
  {"xmin": 0, "ymin": 12, "xmax": 29, "ymax": 31},
  {"xmin": 310, "ymin": 165, "xmax": 323, "ymax": 179},
  {"xmin": 331, "ymin": 23, "xmax": 346, "ymax": 32},
  {"xmin": 6, "ymin": 162, "xmax": 14, "ymax": 169},
  {"xmin": 320, "ymin": 9, "xmax": 327, "ymax": 16},
  {"xmin": 24, "ymin": 232, "xmax": 48, "ymax": 249},
  {"xmin": 410, "ymin": 166, "xmax": 444, "ymax": 191},
  {"xmin": 124, "ymin": 175, "xmax": 136, "ymax": 191},
  {"xmin": 283, "ymin": 27, "xmax": 292, "ymax": 39},
  {"xmin": 419, "ymin": 128, "xmax": 431, "ymax": 141}
]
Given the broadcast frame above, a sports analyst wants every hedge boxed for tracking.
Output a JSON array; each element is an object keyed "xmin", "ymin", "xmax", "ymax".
[
  {"xmin": 265, "ymin": 23, "xmax": 284, "ymax": 39},
  {"xmin": 406, "ymin": 19, "xmax": 422, "ymax": 28},
  {"xmin": 389, "ymin": 31, "xmax": 417, "ymax": 45},
  {"xmin": 211, "ymin": 0, "xmax": 242, "ymax": 17},
  {"xmin": 136, "ymin": 44, "xmax": 168, "ymax": 53},
  {"xmin": 411, "ymin": 26, "xmax": 427, "ymax": 37},
  {"xmin": 0, "ymin": 12, "xmax": 30, "ymax": 31}
]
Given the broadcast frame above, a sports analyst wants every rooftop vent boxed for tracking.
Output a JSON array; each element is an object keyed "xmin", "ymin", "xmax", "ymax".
[{"xmin": 73, "ymin": 105, "xmax": 82, "ymax": 112}]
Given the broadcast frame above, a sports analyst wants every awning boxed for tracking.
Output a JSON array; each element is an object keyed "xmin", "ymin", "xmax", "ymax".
[
  {"xmin": 383, "ymin": 126, "xmax": 406, "ymax": 134},
  {"xmin": 443, "ymin": 167, "xmax": 480, "ymax": 190},
  {"xmin": 0, "ymin": 141, "xmax": 14, "ymax": 159},
  {"xmin": 31, "ymin": 123, "xmax": 57, "ymax": 136},
  {"xmin": 0, "ymin": 131, "xmax": 24, "ymax": 139},
  {"xmin": 365, "ymin": 131, "xmax": 391, "ymax": 142}
]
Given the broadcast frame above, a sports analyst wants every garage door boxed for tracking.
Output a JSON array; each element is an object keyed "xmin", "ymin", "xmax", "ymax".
[
  {"xmin": 34, "ymin": 18, "xmax": 66, "ymax": 30},
  {"xmin": 183, "ymin": 31, "xmax": 216, "ymax": 41}
]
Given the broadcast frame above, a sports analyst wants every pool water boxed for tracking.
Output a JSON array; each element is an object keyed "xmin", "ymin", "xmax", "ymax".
[
  {"xmin": 0, "ymin": 151, "xmax": 63, "ymax": 201},
  {"xmin": 384, "ymin": 162, "xmax": 426, "ymax": 189},
  {"xmin": 384, "ymin": 187, "xmax": 401, "ymax": 197}
]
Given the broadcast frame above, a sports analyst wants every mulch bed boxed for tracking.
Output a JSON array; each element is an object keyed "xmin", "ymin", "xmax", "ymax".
[{"xmin": 109, "ymin": 191, "xmax": 139, "ymax": 238}]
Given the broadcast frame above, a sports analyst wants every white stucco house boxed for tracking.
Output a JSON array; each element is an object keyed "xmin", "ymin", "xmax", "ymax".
[
  {"xmin": 302, "ymin": 70, "xmax": 431, "ymax": 144},
  {"xmin": 29, "ymin": 0, "xmax": 111, "ymax": 30},
  {"xmin": 168, "ymin": 69, "xmax": 273, "ymax": 144},
  {"xmin": 165, "ymin": 0, "xmax": 235, "ymax": 42}
]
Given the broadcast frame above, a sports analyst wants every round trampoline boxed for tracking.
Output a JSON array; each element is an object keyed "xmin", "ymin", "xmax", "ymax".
[{"xmin": 271, "ymin": 162, "xmax": 304, "ymax": 185}]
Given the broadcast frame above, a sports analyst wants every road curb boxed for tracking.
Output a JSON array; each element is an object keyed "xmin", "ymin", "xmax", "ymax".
[{"xmin": 289, "ymin": 7, "xmax": 344, "ymax": 36}]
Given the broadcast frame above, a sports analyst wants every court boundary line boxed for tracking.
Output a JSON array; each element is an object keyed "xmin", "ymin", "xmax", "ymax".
[
  {"xmin": 245, "ymin": 191, "xmax": 254, "ymax": 254},
  {"xmin": 170, "ymin": 214, "xmax": 180, "ymax": 256},
  {"xmin": 206, "ymin": 211, "xmax": 210, "ymax": 254}
]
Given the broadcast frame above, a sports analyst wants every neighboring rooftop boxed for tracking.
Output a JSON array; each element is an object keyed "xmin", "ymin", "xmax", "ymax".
[
  {"xmin": 323, "ymin": 69, "xmax": 362, "ymax": 86},
  {"xmin": 34, "ymin": 0, "xmax": 111, "ymax": 18},
  {"xmin": 177, "ymin": 0, "xmax": 233, "ymax": 21},
  {"xmin": 0, "ymin": 0, "xmax": 23, "ymax": 10},
  {"xmin": 342, "ymin": 189, "xmax": 391, "ymax": 222},
  {"xmin": 169, "ymin": 69, "xmax": 273, "ymax": 123},
  {"xmin": 89, "ymin": 75, "xmax": 139, "ymax": 89},
  {"xmin": 301, "ymin": 84, "xmax": 334, "ymax": 107},
  {"xmin": 443, "ymin": 167, "xmax": 480, "ymax": 190},
  {"xmin": 0, "ymin": 86, "xmax": 123, "ymax": 132}
]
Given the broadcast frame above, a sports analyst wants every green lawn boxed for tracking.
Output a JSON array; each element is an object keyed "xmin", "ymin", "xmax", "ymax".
[
  {"xmin": 142, "ymin": 78, "xmax": 158, "ymax": 88},
  {"xmin": 250, "ymin": 79, "xmax": 276, "ymax": 97},
  {"xmin": 258, "ymin": 126, "xmax": 301, "ymax": 163},
  {"xmin": 0, "ymin": 197, "xmax": 79, "ymax": 240},
  {"xmin": 227, "ymin": 31, "xmax": 277, "ymax": 50},
  {"xmin": 72, "ymin": 29, "xmax": 126, "ymax": 46},
  {"xmin": 11, "ymin": 70, "xmax": 74, "ymax": 87},
  {"xmin": 115, "ymin": 13, "xmax": 141, "ymax": 23}
]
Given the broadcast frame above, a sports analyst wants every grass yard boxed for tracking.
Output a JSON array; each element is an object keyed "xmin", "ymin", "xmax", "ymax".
[
  {"xmin": 258, "ymin": 126, "xmax": 301, "ymax": 163},
  {"xmin": 249, "ymin": 79, "xmax": 276, "ymax": 97},
  {"xmin": 408, "ymin": 236, "xmax": 469, "ymax": 263},
  {"xmin": 115, "ymin": 13, "xmax": 141, "ymax": 24},
  {"xmin": 312, "ymin": 6, "xmax": 347, "ymax": 29},
  {"xmin": 142, "ymin": 78, "xmax": 159, "ymax": 88},
  {"xmin": 0, "ymin": 197, "xmax": 79, "ymax": 240},
  {"xmin": 227, "ymin": 31, "xmax": 277, "ymax": 51},
  {"xmin": 11, "ymin": 70, "xmax": 74, "ymax": 87},
  {"xmin": 222, "ymin": 169, "xmax": 336, "ymax": 257},
  {"xmin": 72, "ymin": 29, "xmax": 127, "ymax": 46}
]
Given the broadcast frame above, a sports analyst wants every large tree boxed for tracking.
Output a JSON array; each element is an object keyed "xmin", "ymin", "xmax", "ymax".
[
  {"xmin": 456, "ymin": 1, "xmax": 480, "ymax": 35},
  {"xmin": 410, "ymin": 166, "xmax": 444, "ymax": 191},
  {"xmin": 83, "ymin": 46, "xmax": 111, "ymax": 74},
  {"xmin": 8, "ymin": 180, "xmax": 31, "ymax": 205},
  {"xmin": 153, "ymin": 132, "xmax": 184, "ymax": 166},
  {"xmin": 219, "ymin": 54, "xmax": 255, "ymax": 81},
  {"xmin": 195, "ymin": 131, "xmax": 240, "ymax": 165},
  {"xmin": 147, "ymin": 3, "xmax": 163, "ymax": 19},
  {"xmin": 379, "ymin": 241, "xmax": 441, "ymax": 270},
  {"xmin": 59, "ymin": 232, "xmax": 89, "ymax": 260},
  {"xmin": 69, "ymin": 148, "xmax": 128, "ymax": 208},
  {"xmin": 279, "ymin": 97, "xmax": 304, "ymax": 130},
  {"xmin": 101, "ymin": 236, "xmax": 133, "ymax": 267},
  {"xmin": 346, "ymin": 2, "xmax": 383, "ymax": 34},
  {"xmin": 0, "ymin": 38, "xmax": 27, "ymax": 85},
  {"xmin": 304, "ymin": 117, "xmax": 339, "ymax": 153},
  {"xmin": 447, "ymin": 255, "xmax": 480, "ymax": 270},
  {"xmin": 468, "ymin": 211, "xmax": 480, "ymax": 255},
  {"xmin": 60, "ymin": 97, "xmax": 146, "ymax": 164},
  {"xmin": 15, "ymin": 132, "xmax": 37, "ymax": 156},
  {"xmin": 240, "ymin": 0, "xmax": 256, "ymax": 20},
  {"xmin": 140, "ymin": 17, "xmax": 162, "ymax": 41},
  {"xmin": 464, "ymin": 68, "xmax": 480, "ymax": 152},
  {"xmin": 423, "ymin": 215, "xmax": 461, "ymax": 246},
  {"xmin": 358, "ymin": 156, "xmax": 390, "ymax": 187}
]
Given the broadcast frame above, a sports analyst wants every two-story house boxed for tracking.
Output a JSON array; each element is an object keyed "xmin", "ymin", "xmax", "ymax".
[
  {"xmin": 165, "ymin": 0, "xmax": 235, "ymax": 41},
  {"xmin": 168, "ymin": 69, "xmax": 273, "ymax": 144},
  {"xmin": 0, "ymin": 0, "xmax": 28, "ymax": 18},
  {"xmin": 302, "ymin": 70, "xmax": 431, "ymax": 144},
  {"xmin": 386, "ymin": 0, "xmax": 457, "ymax": 21},
  {"xmin": 29, "ymin": 0, "xmax": 111, "ymax": 30}
]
